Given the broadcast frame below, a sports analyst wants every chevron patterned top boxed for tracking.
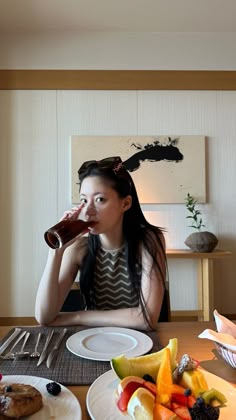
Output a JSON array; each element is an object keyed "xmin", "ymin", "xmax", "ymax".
[{"xmin": 91, "ymin": 245, "xmax": 139, "ymax": 310}]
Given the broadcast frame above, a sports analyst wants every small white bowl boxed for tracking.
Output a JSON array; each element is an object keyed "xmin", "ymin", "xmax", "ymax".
[{"xmin": 215, "ymin": 342, "xmax": 236, "ymax": 368}]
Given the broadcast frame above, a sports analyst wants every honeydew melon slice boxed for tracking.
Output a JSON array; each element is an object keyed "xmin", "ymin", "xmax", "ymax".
[{"xmin": 111, "ymin": 338, "xmax": 178, "ymax": 381}]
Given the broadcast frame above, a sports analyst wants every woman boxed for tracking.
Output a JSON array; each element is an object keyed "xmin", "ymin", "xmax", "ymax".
[{"xmin": 35, "ymin": 156, "xmax": 167, "ymax": 330}]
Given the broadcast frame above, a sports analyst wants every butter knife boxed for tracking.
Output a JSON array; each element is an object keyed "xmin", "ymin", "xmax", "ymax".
[
  {"xmin": 46, "ymin": 328, "xmax": 67, "ymax": 368},
  {"xmin": 37, "ymin": 330, "xmax": 54, "ymax": 367},
  {"xmin": 0, "ymin": 328, "xmax": 22, "ymax": 355}
]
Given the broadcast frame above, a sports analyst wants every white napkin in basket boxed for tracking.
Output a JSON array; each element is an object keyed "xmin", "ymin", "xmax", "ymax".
[
  {"xmin": 213, "ymin": 309, "xmax": 236, "ymax": 336},
  {"xmin": 198, "ymin": 309, "xmax": 236, "ymax": 352}
]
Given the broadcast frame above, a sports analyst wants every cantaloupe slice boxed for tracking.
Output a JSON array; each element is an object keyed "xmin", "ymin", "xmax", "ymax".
[
  {"xmin": 156, "ymin": 347, "xmax": 173, "ymax": 407},
  {"xmin": 153, "ymin": 402, "xmax": 179, "ymax": 420}
]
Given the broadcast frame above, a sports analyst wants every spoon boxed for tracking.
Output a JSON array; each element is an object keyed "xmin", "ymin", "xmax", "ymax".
[
  {"xmin": 13, "ymin": 332, "xmax": 30, "ymax": 359},
  {"xmin": 30, "ymin": 332, "xmax": 42, "ymax": 358}
]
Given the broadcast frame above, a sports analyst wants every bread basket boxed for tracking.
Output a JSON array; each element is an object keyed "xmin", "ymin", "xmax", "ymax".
[
  {"xmin": 199, "ymin": 310, "xmax": 236, "ymax": 368},
  {"xmin": 214, "ymin": 342, "xmax": 236, "ymax": 368}
]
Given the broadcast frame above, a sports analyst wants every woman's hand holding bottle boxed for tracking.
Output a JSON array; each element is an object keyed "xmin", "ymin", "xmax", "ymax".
[
  {"xmin": 60, "ymin": 204, "xmax": 84, "ymax": 222},
  {"xmin": 44, "ymin": 204, "xmax": 96, "ymax": 249}
]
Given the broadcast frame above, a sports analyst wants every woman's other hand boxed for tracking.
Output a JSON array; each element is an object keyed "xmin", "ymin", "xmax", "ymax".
[{"xmin": 60, "ymin": 204, "xmax": 84, "ymax": 221}]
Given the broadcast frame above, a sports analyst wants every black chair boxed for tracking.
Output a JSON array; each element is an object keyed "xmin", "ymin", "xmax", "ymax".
[{"xmin": 61, "ymin": 289, "xmax": 84, "ymax": 312}]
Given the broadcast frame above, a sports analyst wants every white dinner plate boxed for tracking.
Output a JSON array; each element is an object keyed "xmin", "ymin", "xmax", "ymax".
[
  {"xmin": 0, "ymin": 375, "xmax": 81, "ymax": 420},
  {"xmin": 86, "ymin": 369, "xmax": 236, "ymax": 420},
  {"xmin": 66, "ymin": 327, "xmax": 153, "ymax": 361}
]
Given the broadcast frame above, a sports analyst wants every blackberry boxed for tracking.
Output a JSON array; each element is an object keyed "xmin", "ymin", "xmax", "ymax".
[
  {"xmin": 142, "ymin": 374, "xmax": 155, "ymax": 384},
  {"xmin": 189, "ymin": 403, "xmax": 204, "ymax": 419},
  {"xmin": 204, "ymin": 404, "xmax": 220, "ymax": 420},
  {"xmin": 189, "ymin": 402, "xmax": 220, "ymax": 420},
  {"xmin": 46, "ymin": 381, "xmax": 61, "ymax": 396}
]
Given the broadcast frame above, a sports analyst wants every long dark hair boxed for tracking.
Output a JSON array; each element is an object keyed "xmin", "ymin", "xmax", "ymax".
[{"xmin": 78, "ymin": 158, "xmax": 167, "ymax": 328}]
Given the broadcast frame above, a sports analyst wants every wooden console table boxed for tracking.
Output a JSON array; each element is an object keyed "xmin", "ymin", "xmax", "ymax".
[{"xmin": 166, "ymin": 249, "xmax": 232, "ymax": 322}]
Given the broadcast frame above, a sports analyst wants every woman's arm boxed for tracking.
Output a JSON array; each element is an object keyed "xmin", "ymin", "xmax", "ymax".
[
  {"xmin": 43, "ymin": 307, "xmax": 152, "ymax": 330},
  {"xmin": 35, "ymin": 241, "xmax": 84, "ymax": 325},
  {"xmin": 139, "ymin": 232, "xmax": 166, "ymax": 329},
  {"xmin": 35, "ymin": 206, "xmax": 88, "ymax": 325},
  {"xmin": 44, "ymin": 233, "xmax": 166, "ymax": 331}
]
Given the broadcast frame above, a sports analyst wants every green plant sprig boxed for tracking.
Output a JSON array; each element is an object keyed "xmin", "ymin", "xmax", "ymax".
[{"xmin": 185, "ymin": 193, "xmax": 205, "ymax": 232}]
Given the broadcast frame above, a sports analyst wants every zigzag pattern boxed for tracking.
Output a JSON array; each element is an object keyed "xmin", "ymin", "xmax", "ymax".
[
  {"xmin": 95, "ymin": 265, "xmax": 128, "ymax": 277},
  {"xmin": 95, "ymin": 297, "xmax": 137, "ymax": 309},
  {"xmin": 92, "ymin": 246, "xmax": 139, "ymax": 309},
  {"xmin": 96, "ymin": 254, "xmax": 127, "ymax": 267},
  {"xmin": 94, "ymin": 283, "xmax": 132, "ymax": 294}
]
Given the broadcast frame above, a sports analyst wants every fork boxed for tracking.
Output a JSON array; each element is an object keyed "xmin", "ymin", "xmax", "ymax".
[
  {"xmin": 13, "ymin": 332, "xmax": 31, "ymax": 359},
  {"xmin": 0, "ymin": 331, "xmax": 26, "ymax": 360}
]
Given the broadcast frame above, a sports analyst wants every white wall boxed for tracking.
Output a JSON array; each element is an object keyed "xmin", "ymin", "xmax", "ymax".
[
  {"xmin": 1, "ymin": 32, "xmax": 236, "ymax": 69},
  {"xmin": 0, "ymin": 32, "xmax": 236, "ymax": 317}
]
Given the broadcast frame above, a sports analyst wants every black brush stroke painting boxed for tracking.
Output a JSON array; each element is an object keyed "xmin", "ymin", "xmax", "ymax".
[{"xmin": 123, "ymin": 137, "xmax": 183, "ymax": 172}]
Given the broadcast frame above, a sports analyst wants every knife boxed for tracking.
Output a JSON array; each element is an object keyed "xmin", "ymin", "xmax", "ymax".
[
  {"xmin": 0, "ymin": 328, "xmax": 22, "ymax": 355},
  {"xmin": 37, "ymin": 329, "xmax": 54, "ymax": 367},
  {"xmin": 46, "ymin": 328, "xmax": 67, "ymax": 368}
]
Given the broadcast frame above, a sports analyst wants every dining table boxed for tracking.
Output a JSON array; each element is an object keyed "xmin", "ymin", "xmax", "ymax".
[{"xmin": 0, "ymin": 321, "xmax": 236, "ymax": 419}]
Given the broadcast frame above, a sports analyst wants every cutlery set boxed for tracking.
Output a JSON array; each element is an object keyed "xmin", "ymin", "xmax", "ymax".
[{"xmin": 0, "ymin": 327, "xmax": 67, "ymax": 368}]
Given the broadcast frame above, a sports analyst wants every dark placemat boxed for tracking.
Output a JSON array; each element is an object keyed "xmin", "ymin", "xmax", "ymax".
[{"xmin": 0, "ymin": 326, "xmax": 162, "ymax": 386}]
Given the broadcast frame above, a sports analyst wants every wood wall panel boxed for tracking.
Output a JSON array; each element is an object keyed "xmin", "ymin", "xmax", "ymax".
[
  {"xmin": 56, "ymin": 91, "xmax": 137, "ymax": 216},
  {"xmin": 1, "ymin": 70, "xmax": 236, "ymax": 90},
  {"xmin": 0, "ymin": 88, "xmax": 235, "ymax": 316},
  {"xmin": 0, "ymin": 91, "xmax": 57, "ymax": 316}
]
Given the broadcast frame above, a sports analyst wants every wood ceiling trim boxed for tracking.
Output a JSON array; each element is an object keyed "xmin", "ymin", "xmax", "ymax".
[{"xmin": 1, "ymin": 70, "xmax": 236, "ymax": 90}]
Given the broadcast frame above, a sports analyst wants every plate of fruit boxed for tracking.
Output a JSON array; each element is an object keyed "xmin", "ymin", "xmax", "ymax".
[{"xmin": 86, "ymin": 338, "xmax": 236, "ymax": 419}]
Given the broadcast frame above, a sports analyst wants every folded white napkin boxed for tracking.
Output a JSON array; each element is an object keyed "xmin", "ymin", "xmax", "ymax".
[
  {"xmin": 213, "ymin": 309, "xmax": 236, "ymax": 336},
  {"xmin": 198, "ymin": 309, "xmax": 236, "ymax": 352}
]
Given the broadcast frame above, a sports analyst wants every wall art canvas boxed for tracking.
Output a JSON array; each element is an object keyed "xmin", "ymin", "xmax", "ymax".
[{"xmin": 71, "ymin": 135, "xmax": 206, "ymax": 204}]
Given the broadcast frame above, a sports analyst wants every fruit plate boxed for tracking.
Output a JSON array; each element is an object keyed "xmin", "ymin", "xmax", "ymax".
[
  {"xmin": 86, "ymin": 369, "xmax": 236, "ymax": 420},
  {"xmin": 66, "ymin": 327, "xmax": 153, "ymax": 361},
  {"xmin": 0, "ymin": 375, "xmax": 81, "ymax": 419}
]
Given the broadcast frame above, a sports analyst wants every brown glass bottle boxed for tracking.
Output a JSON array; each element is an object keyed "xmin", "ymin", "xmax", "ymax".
[{"xmin": 44, "ymin": 219, "xmax": 96, "ymax": 249}]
